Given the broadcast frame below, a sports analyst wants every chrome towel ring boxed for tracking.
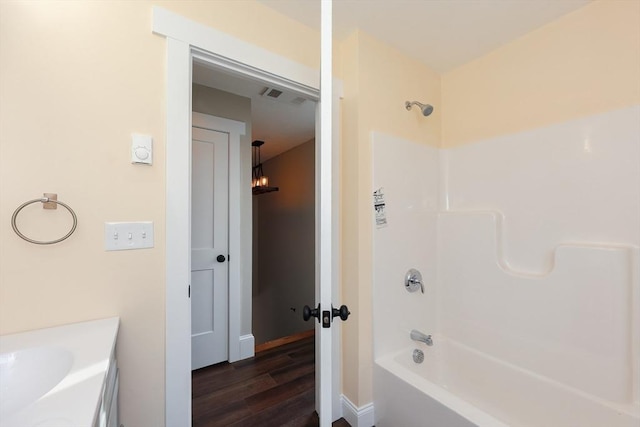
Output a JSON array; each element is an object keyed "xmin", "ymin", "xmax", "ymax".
[{"xmin": 11, "ymin": 197, "xmax": 78, "ymax": 245}]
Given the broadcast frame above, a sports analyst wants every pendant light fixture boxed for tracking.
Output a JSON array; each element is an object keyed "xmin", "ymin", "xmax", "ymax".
[{"xmin": 252, "ymin": 140, "xmax": 279, "ymax": 195}]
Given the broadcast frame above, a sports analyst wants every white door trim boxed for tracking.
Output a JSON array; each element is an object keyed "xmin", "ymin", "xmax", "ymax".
[
  {"xmin": 153, "ymin": 6, "xmax": 319, "ymax": 92},
  {"xmin": 163, "ymin": 36, "xmax": 192, "ymax": 427},
  {"xmin": 192, "ymin": 112, "xmax": 246, "ymax": 364},
  {"xmin": 153, "ymin": 7, "xmax": 342, "ymax": 426}
]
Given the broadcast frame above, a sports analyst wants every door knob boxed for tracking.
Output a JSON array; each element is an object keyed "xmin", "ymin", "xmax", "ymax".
[
  {"xmin": 303, "ymin": 304, "xmax": 320, "ymax": 323},
  {"xmin": 216, "ymin": 255, "xmax": 226, "ymax": 263},
  {"xmin": 332, "ymin": 305, "xmax": 350, "ymax": 321},
  {"xmin": 303, "ymin": 304, "xmax": 350, "ymax": 325}
]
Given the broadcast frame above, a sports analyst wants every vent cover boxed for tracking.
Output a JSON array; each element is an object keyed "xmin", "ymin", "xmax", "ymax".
[
  {"xmin": 262, "ymin": 87, "xmax": 283, "ymax": 99},
  {"xmin": 260, "ymin": 87, "xmax": 309, "ymax": 106}
]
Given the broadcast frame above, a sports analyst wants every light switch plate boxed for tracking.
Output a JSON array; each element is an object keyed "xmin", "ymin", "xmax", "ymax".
[
  {"xmin": 131, "ymin": 133, "xmax": 153, "ymax": 165},
  {"xmin": 105, "ymin": 221, "xmax": 154, "ymax": 251}
]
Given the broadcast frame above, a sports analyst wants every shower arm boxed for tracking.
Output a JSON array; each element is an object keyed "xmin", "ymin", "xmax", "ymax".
[
  {"xmin": 405, "ymin": 100, "xmax": 434, "ymax": 116},
  {"xmin": 405, "ymin": 101, "xmax": 425, "ymax": 110}
]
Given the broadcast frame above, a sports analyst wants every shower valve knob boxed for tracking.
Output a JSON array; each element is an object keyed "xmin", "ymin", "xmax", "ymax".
[{"xmin": 332, "ymin": 305, "xmax": 351, "ymax": 321}]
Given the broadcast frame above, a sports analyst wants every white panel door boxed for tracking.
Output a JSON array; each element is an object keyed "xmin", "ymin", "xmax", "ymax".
[{"xmin": 191, "ymin": 127, "xmax": 229, "ymax": 370}]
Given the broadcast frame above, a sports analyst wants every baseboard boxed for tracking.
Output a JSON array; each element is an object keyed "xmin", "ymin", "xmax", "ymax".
[
  {"xmin": 255, "ymin": 329, "xmax": 315, "ymax": 353},
  {"xmin": 239, "ymin": 334, "xmax": 255, "ymax": 360},
  {"xmin": 341, "ymin": 394, "xmax": 375, "ymax": 427}
]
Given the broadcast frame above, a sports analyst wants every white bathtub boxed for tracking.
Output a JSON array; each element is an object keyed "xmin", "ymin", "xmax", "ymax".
[{"xmin": 373, "ymin": 336, "xmax": 640, "ymax": 427}]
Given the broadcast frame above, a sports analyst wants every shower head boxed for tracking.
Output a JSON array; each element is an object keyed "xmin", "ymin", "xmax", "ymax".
[{"xmin": 405, "ymin": 101, "xmax": 434, "ymax": 117}]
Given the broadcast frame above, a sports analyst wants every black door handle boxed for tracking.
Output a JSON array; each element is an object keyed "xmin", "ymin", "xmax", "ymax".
[
  {"xmin": 332, "ymin": 305, "xmax": 351, "ymax": 321},
  {"xmin": 303, "ymin": 304, "xmax": 320, "ymax": 323},
  {"xmin": 216, "ymin": 255, "xmax": 226, "ymax": 263},
  {"xmin": 303, "ymin": 304, "xmax": 350, "ymax": 325}
]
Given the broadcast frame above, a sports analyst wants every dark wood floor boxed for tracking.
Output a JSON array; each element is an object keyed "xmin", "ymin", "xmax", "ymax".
[{"xmin": 192, "ymin": 335, "xmax": 351, "ymax": 427}]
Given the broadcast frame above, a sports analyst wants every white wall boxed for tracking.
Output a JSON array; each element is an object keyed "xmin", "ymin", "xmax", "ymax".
[{"xmin": 252, "ymin": 139, "xmax": 315, "ymax": 345}]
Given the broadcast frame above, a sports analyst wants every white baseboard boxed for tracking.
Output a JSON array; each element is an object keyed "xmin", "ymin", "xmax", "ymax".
[
  {"xmin": 239, "ymin": 334, "xmax": 255, "ymax": 360},
  {"xmin": 341, "ymin": 394, "xmax": 374, "ymax": 427}
]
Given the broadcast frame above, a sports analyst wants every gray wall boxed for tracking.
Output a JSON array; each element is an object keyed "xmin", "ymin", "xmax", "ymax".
[
  {"xmin": 252, "ymin": 139, "xmax": 315, "ymax": 344},
  {"xmin": 192, "ymin": 84, "xmax": 253, "ymax": 337}
]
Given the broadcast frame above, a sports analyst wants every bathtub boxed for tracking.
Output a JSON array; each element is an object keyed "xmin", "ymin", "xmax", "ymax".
[{"xmin": 373, "ymin": 336, "xmax": 640, "ymax": 427}]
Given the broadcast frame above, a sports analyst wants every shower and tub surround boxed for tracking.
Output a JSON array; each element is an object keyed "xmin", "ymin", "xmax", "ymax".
[
  {"xmin": 371, "ymin": 104, "xmax": 639, "ymax": 426},
  {"xmin": 371, "ymin": 132, "xmax": 439, "ymax": 359}
]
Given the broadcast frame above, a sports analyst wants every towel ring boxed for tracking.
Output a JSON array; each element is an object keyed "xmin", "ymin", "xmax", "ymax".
[{"xmin": 11, "ymin": 197, "xmax": 78, "ymax": 245}]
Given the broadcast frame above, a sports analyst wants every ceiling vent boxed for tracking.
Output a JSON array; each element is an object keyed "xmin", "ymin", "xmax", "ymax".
[
  {"xmin": 261, "ymin": 87, "xmax": 309, "ymax": 106},
  {"xmin": 290, "ymin": 96, "xmax": 307, "ymax": 105},
  {"xmin": 262, "ymin": 87, "xmax": 283, "ymax": 99}
]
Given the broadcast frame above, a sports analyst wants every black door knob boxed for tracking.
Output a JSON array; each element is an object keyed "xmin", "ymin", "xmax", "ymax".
[
  {"xmin": 216, "ymin": 255, "xmax": 226, "ymax": 263},
  {"xmin": 303, "ymin": 304, "xmax": 320, "ymax": 323},
  {"xmin": 332, "ymin": 305, "xmax": 351, "ymax": 321}
]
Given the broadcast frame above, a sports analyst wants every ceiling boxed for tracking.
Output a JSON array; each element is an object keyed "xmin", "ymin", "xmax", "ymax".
[
  {"xmin": 193, "ymin": 62, "xmax": 316, "ymax": 161},
  {"xmin": 258, "ymin": 0, "xmax": 592, "ymax": 73},
  {"xmin": 194, "ymin": 0, "xmax": 592, "ymax": 160}
]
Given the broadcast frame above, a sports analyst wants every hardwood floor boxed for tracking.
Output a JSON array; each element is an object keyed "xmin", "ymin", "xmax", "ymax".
[{"xmin": 192, "ymin": 335, "xmax": 351, "ymax": 427}]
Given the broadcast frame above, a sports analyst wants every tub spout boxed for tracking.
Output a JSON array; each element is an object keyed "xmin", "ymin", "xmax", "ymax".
[{"xmin": 410, "ymin": 329, "xmax": 433, "ymax": 346}]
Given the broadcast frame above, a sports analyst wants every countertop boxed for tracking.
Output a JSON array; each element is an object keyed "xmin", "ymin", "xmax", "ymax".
[{"xmin": 0, "ymin": 317, "xmax": 119, "ymax": 427}]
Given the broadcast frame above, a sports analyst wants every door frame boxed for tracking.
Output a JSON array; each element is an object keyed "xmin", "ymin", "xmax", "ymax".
[
  {"xmin": 191, "ymin": 112, "xmax": 246, "ymax": 367},
  {"xmin": 153, "ymin": 7, "xmax": 342, "ymax": 426}
]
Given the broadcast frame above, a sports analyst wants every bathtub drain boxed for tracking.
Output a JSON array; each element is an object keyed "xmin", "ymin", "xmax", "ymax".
[{"xmin": 412, "ymin": 348, "xmax": 424, "ymax": 364}]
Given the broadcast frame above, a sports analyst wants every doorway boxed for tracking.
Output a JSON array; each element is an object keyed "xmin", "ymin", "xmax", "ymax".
[
  {"xmin": 155, "ymin": 6, "xmax": 340, "ymax": 426},
  {"xmin": 190, "ymin": 64, "xmax": 320, "ymax": 422},
  {"xmin": 190, "ymin": 60, "xmax": 318, "ymax": 354}
]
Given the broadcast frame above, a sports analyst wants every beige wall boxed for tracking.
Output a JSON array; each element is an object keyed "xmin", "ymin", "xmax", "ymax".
[
  {"xmin": 252, "ymin": 139, "xmax": 315, "ymax": 345},
  {"xmin": 192, "ymin": 84, "xmax": 253, "ymax": 335},
  {"xmin": 0, "ymin": 2, "xmax": 167, "ymax": 426},
  {"xmin": 339, "ymin": 30, "xmax": 442, "ymax": 406},
  {"xmin": 442, "ymin": 0, "xmax": 640, "ymax": 147},
  {"xmin": 0, "ymin": 2, "xmax": 319, "ymax": 426},
  {"xmin": 163, "ymin": 0, "xmax": 320, "ymax": 71}
]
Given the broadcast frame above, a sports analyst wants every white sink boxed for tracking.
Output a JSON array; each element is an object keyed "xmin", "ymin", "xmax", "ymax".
[{"xmin": 0, "ymin": 347, "xmax": 73, "ymax": 418}]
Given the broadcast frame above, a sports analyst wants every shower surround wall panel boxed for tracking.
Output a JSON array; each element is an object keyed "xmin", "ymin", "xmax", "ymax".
[
  {"xmin": 442, "ymin": 105, "xmax": 640, "ymax": 274},
  {"xmin": 440, "ymin": 105, "xmax": 640, "ymax": 404},
  {"xmin": 371, "ymin": 132, "xmax": 439, "ymax": 358},
  {"xmin": 371, "ymin": 105, "xmax": 640, "ymax": 426}
]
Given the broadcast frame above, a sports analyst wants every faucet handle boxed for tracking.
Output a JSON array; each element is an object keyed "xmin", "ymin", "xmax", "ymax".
[{"xmin": 405, "ymin": 268, "xmax": 424, "ymax": 293}]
